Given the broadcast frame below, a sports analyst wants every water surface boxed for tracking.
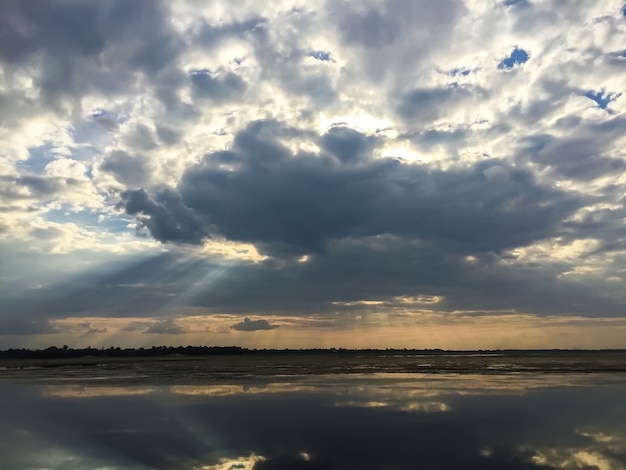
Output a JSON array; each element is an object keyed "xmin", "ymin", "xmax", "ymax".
[{"xmin": 1, "ymin": 366, "xmax": 625, "ymax": 469}]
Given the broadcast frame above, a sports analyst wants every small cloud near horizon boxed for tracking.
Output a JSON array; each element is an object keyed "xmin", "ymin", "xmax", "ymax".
[{"xmin": 231, "ymin": 317, "xmax": 279, "ymax": 332}]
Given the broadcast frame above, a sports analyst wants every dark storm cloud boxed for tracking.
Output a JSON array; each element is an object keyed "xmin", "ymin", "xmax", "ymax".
[
  {"xmin": 335, "ymin": 7, "xmax": 399, "ymax": 47},
  {"xmin": 124, "ymin": 120, "xmax": 582, "ymax": 256},
  {"xmin": 331, "ymin": 0, "xmax": 460, "ymax": 49},
  {"xmin": 122, "ymin": 124, "xmax": 159, "ymax": 151},
  {"xmin": 97, "ymin": 119, "xmax": 619, "ymax": 319},
  {"xmin": 608, "ymin": 50, "xmax": 626, "ymax": 66},
  {"xmin": 0, "ymin": 175, "xmax": 61, "ymax": 199},
  {"xmin": 0, "ymin": 174, "xmax": 85, "ymax": 202},
  {"xmin": 328, "ymin": 0, "xmax": 462, "ymax": 81},
  {"xmin": 101, "ymin": 151, "xmax": 150, "ymax": 187},
  {"xmin": 156, "ymin": 126, "xmax": 181, "ymax": 145},
  {"xmin": 562, "ymin": 204, "xmax": 626, "ymax": 255},
  {"xmin": 0, "ymin": 0, "xmax": 183, "ymax": 111},
  {"xmin": 516, "ymin": 115, "xmax": 626, "ymax": 181},
  {"xmin": 321, "ymin": 126, "xmax": 379, "ymax": 163},
  {"xmin": 0, "ymin": 1, "xmax": 103, "ymax": 64},
  {"xmin": 529, "ymin": 136, "xmax": 625, "ymax": 180},
  {"xmin": 177, "ymin": 235, "xmax": 625, "ymax": 318},
  {"xmin": 190, "ymin": 69, "xmax": 247, "ymax": 102},
  {"xmin": 120, "ymin": 188, "xmax": 207, "ymax": 244},
  {"xmin": 2, "ymin": 103, "xmax": 622, "ymax": 322},
  {"xmin": 397, "ymin": 85, "xmax": 487, "ymax": 123},
  {"xmin": 0, "ymin": 90, "xmax": 38, "ymax": 127},
  {"xmin": 3, "ymin": 228, "xmax": 625, "ymax": 324},
  {"xmin": 231, "ymin": 317, "xmax": 279, "ymax": 332},
  {"xmin": 0, "ymin": 316, "xmax": 59, "ymax": 335}
]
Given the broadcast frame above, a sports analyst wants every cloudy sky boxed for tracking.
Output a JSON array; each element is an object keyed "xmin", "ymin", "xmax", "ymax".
[{"xmin": 1, "ymin": 0, "xmax": 625, "ymax": 349}]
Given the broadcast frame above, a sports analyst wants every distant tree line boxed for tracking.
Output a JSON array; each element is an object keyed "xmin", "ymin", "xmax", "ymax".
[
  {"xmin": 0, "ymin": 345, "xmax": 250, "ymax": 359},
  {"xmin": 0, "ymin": 346, "xmax": 622, "ymax": 360}
]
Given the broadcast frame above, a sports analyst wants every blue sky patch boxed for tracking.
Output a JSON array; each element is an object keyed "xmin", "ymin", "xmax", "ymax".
[
  {"xmin": 450, "ymin": 68, "xmax": 471, "ymax": 76},
  {"xmin": 20, "ymin": 145, "xmax": 55, "ymax": 174},
  {"xmin": 504, "ymin": 0, "xmax": 530, "ymax": 6},
  {"xmin": 498, "ymin": 47, "xmax": 529, "ymax": 69},
  {"xmin": 584, "ymin": 90, "xmax": 621, "ymax": 110},
  {"xmin": 309, "ymin": 51, "xmax": 332, "ymax": 61}
]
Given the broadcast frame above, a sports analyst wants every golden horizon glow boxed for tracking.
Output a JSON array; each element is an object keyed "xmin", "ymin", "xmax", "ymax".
[{"xmin": 0, "ymin": 312, "xmax": 622, "ymax": 350}]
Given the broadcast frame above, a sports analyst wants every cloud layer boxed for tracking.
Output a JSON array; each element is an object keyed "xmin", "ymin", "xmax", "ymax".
[{"xmin": 1, "ymin": 0, "xmax": 625, "ymax": 347}]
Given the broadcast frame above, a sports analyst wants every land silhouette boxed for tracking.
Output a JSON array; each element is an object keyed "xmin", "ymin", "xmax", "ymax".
[{"xmin": 1, "ymin": 347, "xmax": 625, "ymax": 383}]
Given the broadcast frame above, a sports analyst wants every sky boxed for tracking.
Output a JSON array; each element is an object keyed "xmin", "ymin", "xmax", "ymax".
[{"xmin": 1, "ymin": 0, "xmax": 625, "ymax": 350}]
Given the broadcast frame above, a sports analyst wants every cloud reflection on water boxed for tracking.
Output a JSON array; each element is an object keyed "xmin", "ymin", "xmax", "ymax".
[{"xmin": 0, "ymin": 374, "xmax": 625, "ymax": 470}]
